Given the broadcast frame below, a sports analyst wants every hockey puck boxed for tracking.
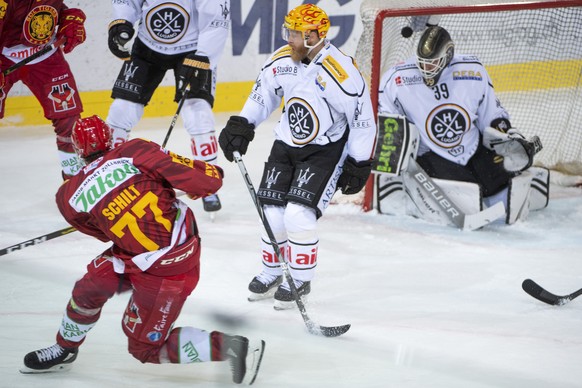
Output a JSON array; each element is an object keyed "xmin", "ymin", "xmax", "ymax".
[{"xmin": 401, "ymin": 26, "xmax": 413, "ymax": 38}]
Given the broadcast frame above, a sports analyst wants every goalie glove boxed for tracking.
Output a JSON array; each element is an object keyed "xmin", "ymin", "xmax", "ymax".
[
  {"xmin": 108, "ymin": 19, "xmax": 134, "ymax": 60},
  {"xmin": 218, "ymin": 116, "xmax": 255, "ymax": 162},
  {"xmin": 177, "ymin": 53, "xmax": 211, "ymax": 97},
  {"xmin": 338, "ymin": 156, "xmax": 373, "ymax": 195},
  {"xmin": 483, "ymin": 126, "xmax": 543, "ymax": 172},
  {"xmin": 57, "ymin": 8, "xmax": 87, "ymax": 54}
]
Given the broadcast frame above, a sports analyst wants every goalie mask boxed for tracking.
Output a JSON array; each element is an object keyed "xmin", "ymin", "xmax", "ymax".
[
  {"xmin": 72, "ymin": 115, "xmax": 113, "ymax": 161},
  {"xmin": 282, "ymin": 3, "xmax": 330, "ymax": 50},
  {"xmin": 416, "ymin": 26, "xmax": 454, "ymax": 86}
]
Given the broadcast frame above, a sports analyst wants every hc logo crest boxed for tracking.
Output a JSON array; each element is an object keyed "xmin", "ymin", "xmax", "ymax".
[
  {"xmin": 426, "ymin": 104, "xmax": 470, "ymax": 148},
  {"xmin": 146, "ymin": 4, "xmax": 188, "ymax": 43},
  {"xmin": 287, "ymin": 98, "xmax": 319, "ymax": 145},
  {"xmin": 47, "ymin": 83, "xmax": 76, "ymax": 112}
]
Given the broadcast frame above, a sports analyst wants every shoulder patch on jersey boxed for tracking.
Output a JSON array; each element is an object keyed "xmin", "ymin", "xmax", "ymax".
[
  {"xmin": 322, "ymin": 56, "xmax": 349, "ymax": 83},
  {"xmin": 271, "ymin": 46, "xmax": 292, "ymax": 61}
]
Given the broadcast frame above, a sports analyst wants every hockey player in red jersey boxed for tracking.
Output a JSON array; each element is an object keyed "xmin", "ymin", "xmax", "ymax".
[
  {"xmin": 20, "ymin": 116, "xmax": 265, "ymax": 385},
  {"xmin": 0, "ymin": 0, "xmax": 87, "ymax": 178}
]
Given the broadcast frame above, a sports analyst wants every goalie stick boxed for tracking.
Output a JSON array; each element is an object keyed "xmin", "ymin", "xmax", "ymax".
[
  {"xmin": 521, "ymin": 279, "xmax": 582, "ymax": 306},
  {"xmin": 403, "ymin": 157, "xmax": 506, "ymax": 230},
  {"xmin": 3, "ymin": 37, "xmax": 66, "ymax": 77},
  {"xmin": 232, "ymin": 151, "xmax": 350, "ymax": 338}
]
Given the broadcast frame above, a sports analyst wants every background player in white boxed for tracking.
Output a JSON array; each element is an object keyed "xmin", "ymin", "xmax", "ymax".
[
  {"xmin": 218, "ymin": 4, "xmax": 376, "ymax": 309},
  {"xmin": 105, "ymin": 0, "xmax": 230, "ymax": 213},
  {"xmin": 377, "ymin": 25, "xmax": 547, "ymax": 224}
]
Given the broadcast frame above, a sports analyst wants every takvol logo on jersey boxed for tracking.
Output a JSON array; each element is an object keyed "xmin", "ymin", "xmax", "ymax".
[
  {"xmin": 70, "ymin": 158, "xmax": 141, "ymax": 212},
  {"xmin": 426, "ymin": 104, "xmax": 471, "ymax": 148},
  {"xmin": 287, "ymin": 98, "xmax": 319, "ymax": 144},
  {"xmin": 146, "ymin": 4, "xmax": 188, "ymax": 43}
]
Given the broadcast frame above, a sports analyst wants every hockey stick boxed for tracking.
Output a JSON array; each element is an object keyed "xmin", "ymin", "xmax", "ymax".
[
  {"xmin": 162, "ymin": 85, "xmax": 189, "ymax": 148},
  {"xmin": 3, "ymin": 37, "xmax": 66, "ymax": 77},
  {"xmin": 403, "ymin": 157, "xmax": 505, "ymax": 230},
  {"xmin": 232, "ymin": 151, "xmax": 350, "ymax": 337},
  {"xmin": 0, "ymin": 226, "xmax": 76, "ymax": 257},
  {"xmin": 522, "ymin": 279, "xmax": 582, "ymax": 306}
]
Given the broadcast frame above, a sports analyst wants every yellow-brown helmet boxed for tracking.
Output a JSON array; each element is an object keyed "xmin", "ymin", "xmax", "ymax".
[{"xmin": 282, "ymin": 3, "xmax": 330, "ymax": 48}]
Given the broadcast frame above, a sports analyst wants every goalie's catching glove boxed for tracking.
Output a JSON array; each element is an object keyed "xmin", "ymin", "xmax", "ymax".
[
  {"xmin": 338, "ymin": 156, "xmax": 373, "ymax": 195},
  {"xmin": 57, "ymin": 8, "xmax": 87, "ymax": 54},
  {"xmin": 108, "ymin": 19, "xmax": 134, "ymax": 60},
  {"xmin": 483, "ymin": 126, "xmax": 543, "ymax": 172},
  {"xmin": 177, "ymin": 53, "xmax": 210, "ymax": 98},
  {"xmin": 218, "ymin": 116, "xmax": 255, "ymax": 162}
]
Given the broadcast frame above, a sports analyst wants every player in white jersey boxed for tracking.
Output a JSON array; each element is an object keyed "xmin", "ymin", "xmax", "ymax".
[
  {"xmin": 377, "ymin": 25, "xmax": 548, "ymax": 225},
  {"xmin": 218, "ymin": 4, "xmax": 376, "ymax": 309},
  {"xmin": 105, "ymin": 0, "xmax": 231, "ymax": 213}
]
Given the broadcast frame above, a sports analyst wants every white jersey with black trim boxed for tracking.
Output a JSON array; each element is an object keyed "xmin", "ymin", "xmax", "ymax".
[
  {"xmin": 378, "ymin": 54, "xmax": 510, "ymax": 166},
  {"xmin": 240, "ymin": 42, "xmax": 377, "ymax": 163},
  {"xmin": 111, "ymin": 0, "xmax": 230, "ymax": 67}
]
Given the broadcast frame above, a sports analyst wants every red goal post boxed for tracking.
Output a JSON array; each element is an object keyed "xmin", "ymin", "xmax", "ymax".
[{"xmin": 356, "ymin": 0, "xmax": 582, "ymax": 211}]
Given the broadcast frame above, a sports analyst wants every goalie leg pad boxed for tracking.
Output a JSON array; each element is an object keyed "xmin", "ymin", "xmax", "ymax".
[
  {"xmin": 529, "ymin": 167, "xmax": 550, "ymax": 211},
  {"xmin": 507, "ymin": 171, "xmax": 533, "ymax": 224},
  {"xmin": 376, "ymin": 173, "xmax": 407, "ymax": 215}
]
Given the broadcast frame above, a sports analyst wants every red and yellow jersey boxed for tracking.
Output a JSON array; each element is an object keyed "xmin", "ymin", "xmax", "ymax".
[{"xmin": 56, "ymin": 138, "xmax": 223, "ymax": 261}]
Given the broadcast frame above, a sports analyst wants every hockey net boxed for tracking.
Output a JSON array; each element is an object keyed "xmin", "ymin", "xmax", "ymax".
[{"xmin": 350, "ymin": 0, "xmax": 582, "ymax": 211}]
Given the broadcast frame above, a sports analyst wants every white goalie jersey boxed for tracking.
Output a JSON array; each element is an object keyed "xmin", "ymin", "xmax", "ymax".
[
  {"xmin": 111, "ymin": 0, "xmax": 230, "ymax": 67},
  {"xmin": 378, "ymin": 54, "xmax": 510, "ymax": 166},
  {"xmin": 240, "ymin": 42, "xmax": 376, "ymax": 163}
]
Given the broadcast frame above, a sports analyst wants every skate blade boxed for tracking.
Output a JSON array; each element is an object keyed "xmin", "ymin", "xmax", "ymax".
[
  {"xmin": 247, "ymin": 288, "xmax": 277, "ymax": 302},
  {"xmin": 20, "ymin": 363, "xmax": 74, "ymax": 374},
  {"xmin": 242, "ymin": 340, "xmax": 266, "ymax": 385},
  {"xmin": 273, "ymin": 295, "xmax": 308, "ymax": 310}
]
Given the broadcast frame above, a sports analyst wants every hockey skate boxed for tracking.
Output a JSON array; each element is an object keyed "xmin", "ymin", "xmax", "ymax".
[
  {"xmin": 202, "ymin": 194, "xmax": 222, "ymax": 212},
  {"xmin": 223, "ymin": 335, "xmax": 266, "ymax": 385},
  {"xmin": 248, "ymin": 272, "xmax": 283, "ymax": 301},
  {"xmin": 274, "ymin": 280, "xmax": 311, "ymax": 310},
  {"xmin": 20, "ymin": 344, "xmax": 78, "ymax": 374}
]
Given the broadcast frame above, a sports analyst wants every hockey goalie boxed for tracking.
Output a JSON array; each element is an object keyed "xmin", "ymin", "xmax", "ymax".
[{"xmin": 373, "ymin": 25, "xmax": 549, "ymax": 229}]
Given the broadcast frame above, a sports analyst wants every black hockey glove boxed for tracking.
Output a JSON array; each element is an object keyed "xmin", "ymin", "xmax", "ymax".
[
  {"xmin": 108, "ymin": 19, "xmax": 134, "ymax": 60},
  {"xmin": 218, "ymin": 116, "xmax": 255, "ymax": 162},
  {"xmin": 177, "ymin": 53, "xmax": 211, "ymax": 97},
  {"xmin": 338, "ymin": 156, "xmax": 373, "ymax": 195}
]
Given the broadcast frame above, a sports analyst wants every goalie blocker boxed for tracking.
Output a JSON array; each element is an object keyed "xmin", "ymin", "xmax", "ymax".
[{"xmin": 372, "ymin": 114, "xmax": 549, "ymax": 227}]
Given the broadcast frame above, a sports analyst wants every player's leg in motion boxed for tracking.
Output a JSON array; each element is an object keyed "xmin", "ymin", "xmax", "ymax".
[
  {"xmin": 106, "ymin": 98, "xmax": 145, "ymax": 147},
  {"xmin": 248, "ymin": 205, "xmax": 285, "ymax": 301},
  {"xmin": 273, "ymin": 202, "xmax": 317, "ymax": 310},
  {"xmin": 20, "ymin": 253, "xmax": 129, "ymax": 374},
  {"xmin": 182, "ymin": 98, "xmax": 221, "ymax": 212}
]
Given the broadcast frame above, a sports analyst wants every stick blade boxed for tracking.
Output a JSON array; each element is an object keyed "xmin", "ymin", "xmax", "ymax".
[
  {"xmin": 308, "ymin": 323, "xmax": 351, "ymax": 338},
  {"xmin": 521, "ymin": 279, "xmax": 563, "ymax": 306}
]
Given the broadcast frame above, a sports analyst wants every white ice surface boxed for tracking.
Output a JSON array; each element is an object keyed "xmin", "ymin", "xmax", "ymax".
[{"xmin": 1, "ymin": 113, "xmax": 581, "ymax": 388}]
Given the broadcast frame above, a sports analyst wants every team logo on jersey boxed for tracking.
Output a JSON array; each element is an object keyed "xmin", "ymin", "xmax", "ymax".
[
  {"xmin": 0, "ymin": 1, "xmax": 7, "ymax": 20},
  {"xmin": 287, "ymin": 98, "xmax": 319, "ymax": 145},
  {"xmin": 425, "ymin": 104, "xmax": 471, "ymax": 148},
  {"xmin": 47, "ymin": 83, "xmax": 77, "ymax": 112},
  {"xmin": 23, "ymin": 5, "xmax": 58, "ymax": 45},
  {"xmin": 146, "ymin": 3, "xmax": 189, "ymax": 44},
  {"xmin": 123, "ymin": 301, "xmax": 142, "ymax": 333}
]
